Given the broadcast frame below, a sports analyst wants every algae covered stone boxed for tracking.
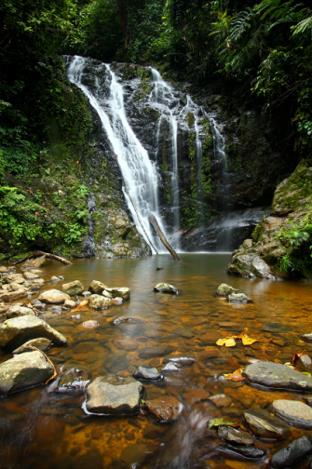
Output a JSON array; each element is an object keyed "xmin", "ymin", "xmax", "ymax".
[
  {"xmin": 62, "ymin": 280, "xmax": 84, "ymax": 296},
  {"xmin": 154, "ymin": 283, "xmax": 179, "ymax": 295}
]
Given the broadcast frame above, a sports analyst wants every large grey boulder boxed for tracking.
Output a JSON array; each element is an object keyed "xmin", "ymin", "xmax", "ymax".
[
  {"xmin": 243, "ymin": 360, "xmax": 312, "ymax": 391},
  {"xmin": 38, "ymin": 289, "xmax": 70, "ymax": 304},
  {"xmin": 0, "ymin": 350, "xmax": 55, "ymax": 395},
  {"xmin": 272, "ymin": 399, "xmax": 312, "ymax": 428},
  {"xmin": 0, "ymin": 315, "xmax": 67, "ymax": 349},
  {"xmin": 84, "ymin": 377, "xmax": 143, "ymax": 415}
]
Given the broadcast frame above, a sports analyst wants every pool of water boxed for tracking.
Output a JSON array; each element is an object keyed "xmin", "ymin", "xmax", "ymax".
[{"xmin": 1, "ymin": 254, "xmax": 312, "ymax": 468}]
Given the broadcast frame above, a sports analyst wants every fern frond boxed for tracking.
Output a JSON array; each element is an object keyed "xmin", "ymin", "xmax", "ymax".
[{"xmin": 292, "ymin": 15, "xmax": 312, "ymax": 36}]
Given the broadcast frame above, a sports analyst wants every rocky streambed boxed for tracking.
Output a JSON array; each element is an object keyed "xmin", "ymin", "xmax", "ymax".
[{"xmin": 0, "ymin": 253, "xmax": 312, "ymax": 468}]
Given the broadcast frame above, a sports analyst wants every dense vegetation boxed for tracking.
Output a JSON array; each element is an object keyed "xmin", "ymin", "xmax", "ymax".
[{"xmin": 0, "ymin": 0, "xmax": 311, "ymax": 274}]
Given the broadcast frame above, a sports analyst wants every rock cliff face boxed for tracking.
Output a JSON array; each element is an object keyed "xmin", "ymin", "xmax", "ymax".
[{"xmin": 227, "ymin": 160, "xmax": 312, "ymax": 278}]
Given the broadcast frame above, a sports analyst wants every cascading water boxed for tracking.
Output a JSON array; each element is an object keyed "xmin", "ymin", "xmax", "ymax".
[
  {"xmin": 67, "ymin": 55, "xmax": 170, "ymax": 254},
  {"xmin": 149, "ymin": 68, "xmax": 181, "ymax": 242}
]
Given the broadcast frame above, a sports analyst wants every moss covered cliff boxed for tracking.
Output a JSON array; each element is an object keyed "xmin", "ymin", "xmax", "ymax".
[{"xmin": 228, "ymin": 160, "xmax": 312, "ymax": 279}]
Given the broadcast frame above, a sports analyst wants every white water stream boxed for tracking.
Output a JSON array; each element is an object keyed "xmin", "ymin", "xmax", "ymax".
[{"xmin": 67, "ymin": 55, "xmax": 169, "ymax": 254}]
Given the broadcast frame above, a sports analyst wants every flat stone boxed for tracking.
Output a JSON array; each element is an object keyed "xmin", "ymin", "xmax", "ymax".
[
  {"xmin": 88, "ymin": 294, "xmax": 112, "ymax": 310},
  {"xmin": 145, "ymin": 396, "xmax": 183, "ymax": 422},
  {"xmin": 104, "ymin": 287, "xmax": 130, "ymax": 301},
  {"xmin": 218, "ymin": 426, "xmax": 254, "ymax": 446},
  {"xmin": 154, "ymin": 283, "xmax": 179, "ymax": 295},
  {"xmin": 166, "ymin": 356, "xmax": 196, "ymax": 366},
  {"xmin": 244, "ymin": 409, "xmax": 288, "ymax": 439},
  {"xmin": 62, "ymin": 280, "xmax": 84, "ymax": 296},
  {"xmin": 0, "ymin": 288, "xmax": 28, "ymax": 302},
  {"xmin": 272, "ymin": 399, "xmax": 312, "ymax": 428},
  {"xmin": 223, "ymin": 444, "xmax": 265, "ymax": 459},
  {"xmin": 243, "ymin": 360, "xmax": 312, "ymax": 391},
  {"xmin": 0, "ymin": 350, "xmax": 55, "ymax": 395},
  {"xmin": 89, "ymin": 280, "xmax": 109, "ymax": 294},
  {"xmin": 216, "ymin": 283, "xmax": 238, "ymax": 297},
  {"xmin": 6, "ymin": 273, "xmax": 25, "ymax": 284},
  {"xmin": 13, "ymin": 337, "xmax": 52, "ymax": 354},
  {"xmin": 271, "ymin": 436, "xmax": 312, "ymax": 468},
  {"xmin": 4, "ymin": 304, "xmax": 35, "ymax": 319},
  {"xmin": 38, "ymin": 289, "xmax": 70, "ymax": 304},
  {"xmin": 227, "ymin": 292, "xmax": 251, "ymax": 304},
  {"xmin": 84, "ymin": 377, "xmax": 143, "ymax": 415},
  {"xmin": 0, "ymin": 315, "xmax": 67, "ymax": 349},
  {"xmin": 24, "ymin": 271, "xmax": 40, "ymax": 280},
  {"xmin": 133, "ymin": 366, "xmax": 163, "ymax": 381}
]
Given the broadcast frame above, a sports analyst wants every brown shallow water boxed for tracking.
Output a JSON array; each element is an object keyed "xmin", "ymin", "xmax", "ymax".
[{"xmin": 1, "ymin": 253, "xmax": 312, "ymax": 468}]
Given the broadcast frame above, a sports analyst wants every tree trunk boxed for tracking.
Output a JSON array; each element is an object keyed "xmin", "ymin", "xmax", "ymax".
[{"xmin": 149, "ymin": 214, "xmax": 180, "ymax": 260}]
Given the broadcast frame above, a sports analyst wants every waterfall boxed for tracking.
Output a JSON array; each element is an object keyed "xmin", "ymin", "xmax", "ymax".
[
  {"xmin": 149, "ymin": 68, "xmax": 181, "ymax": 244},
  {"xmin": 67, "ymin": 55, "xmax": 170, "ymax": 254}
]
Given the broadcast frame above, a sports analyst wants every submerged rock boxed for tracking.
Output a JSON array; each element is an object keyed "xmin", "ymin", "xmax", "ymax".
[
  {"xmin": 0, "ymin": 350, "xmax": 55, "ymax": 395},
  {"xmin": 133, "ymin": 366, "xmax": 163, "ymax": 381},
  {"xmin": 243, "ymin": 360, "xmax": 312, "ymax": 391},
  {"xmin": 244, "ymin": 409, "xmax": 288, "ymax": 439},
  {"xmin": 209, "ymin": 394, "xmax": 232, "ymax": 409},
  {"xmin": 38, "ymin": 289, "xmax": 70, "ymax": 304},
  {"xmin": 48, "ymin": 368, "xmax": 89, "ymax": 394},
  {"xmin": 272, "ymin": 399, "xmax": 312, "ymax": 428},
  {"xmin": 154, "ymin": 283, "xmax": 179, "ymax": 295},
  {"xmin": 221, "ymin": 443, "xmax": 265, "ymax": 459},
  {"xmin": 145, "ymin": 396, "xmax": 183, "ymax": 423},
  {"xmin": 271, "ymin": 436, "xmax": 312, "ymax": 468},
  {"xmin": 13, "ymin": 337, "xmax": 52, "ymax": 354},
  {"xmin": 84, "ymin": 377, "xmax": 143, "ymax": 415},
  {"xmin": 218, "ymin": 426, "xmax": 254, "ymax": 446},
  {"xmin": 82, "ymin": 320, "xmax": 100, "ymax": 329},
  {"xmin": 62, "ymin": 280, "xmax": 84, "ymax": 296},
  {"xmin": 0, "ymin": 315, "xmax": 67, "ymax": 349},
  {"xmin": 227, "ymin": 292, "xmax": 252, "ymax": 304}
]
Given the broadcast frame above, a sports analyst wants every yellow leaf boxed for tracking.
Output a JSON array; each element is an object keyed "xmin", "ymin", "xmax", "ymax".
[
  {"xmin": 216, "ymin": 337, "xmax": 236, "ymax": 347},
  {"xmin": 224, "ymin": 368, "xmax": 245, "ymax": 382},
  {"xmin": 240, "ymin": 334, "xmax": 258, "ymax": 346}
]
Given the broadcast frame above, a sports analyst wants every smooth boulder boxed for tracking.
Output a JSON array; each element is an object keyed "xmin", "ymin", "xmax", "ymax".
[
  {"xmin": 272, "ymin": 399, "xmax": 312, "ymax": 428},
  {"xmin": 84, "ymin": 377, "xmax": 143, "ymax": 415},
  {"xmin": 0, "ymin": 350, "xmax": 55, "ymax": 395},
  {"xmin": 0, "ymin": 315, "xmax": 67, "ymax": 349},
  {"xmin": 38, "ymin": 289, "xmax": 70, "ymax": 304},
  {"xmin": 243, "ymin": 360, "xmax": 312, "ymax": 391}
]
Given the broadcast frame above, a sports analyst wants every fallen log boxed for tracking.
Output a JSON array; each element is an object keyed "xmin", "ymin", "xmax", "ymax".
[
  {"xmin": 13, "ymin": 251, "xmax": 72, "ymax": 266},
  {"xmin": 149, "ymin": 214, "xmax": 180, "ymax": 260}
]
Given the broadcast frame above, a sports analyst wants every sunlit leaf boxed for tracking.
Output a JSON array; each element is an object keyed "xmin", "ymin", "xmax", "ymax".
[
  {"xmin": 208, "ymin": 418, "xmax": 236, "ymax": 429},
  {"xmin": 239, "ymin": 334, "xmax": 258, "ymax": 346},
  {"xmin": 216, "ymin": 337, "xmax": 237, "ymax": 347},
  {"xmin": 224, "ymin": 368, "xmax": 245, "ymax": 382}
]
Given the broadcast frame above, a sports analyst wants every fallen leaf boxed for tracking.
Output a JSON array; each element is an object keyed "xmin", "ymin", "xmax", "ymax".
[
  {"xmin": 223, "ymin": 368, "xmax": 245, "ymax": 382},
  {"xmin": 239, "ymin": 334, "xmax": 258, "ymax": 346},
  {"xmin": 208, "ymin": 418, "xmax": 236, "ymax": 429},
  {"xmin": 216, "ymin": 337, "xmax": 236, "ymax": 347}
]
